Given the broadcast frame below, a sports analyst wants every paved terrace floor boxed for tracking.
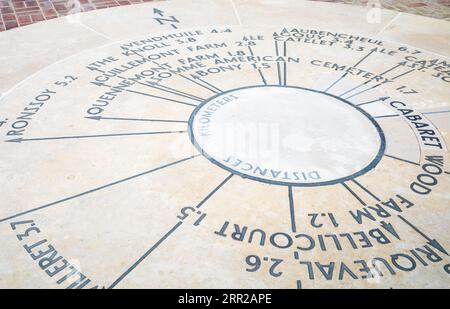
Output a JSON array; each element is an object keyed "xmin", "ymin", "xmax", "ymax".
[{"xmin": 0, "ymin": 0, "xmax": 449, "ymax": 31}]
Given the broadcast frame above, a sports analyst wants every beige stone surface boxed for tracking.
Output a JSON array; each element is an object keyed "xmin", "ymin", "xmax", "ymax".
[
  {"xmin": 75, "ymin": 0, "xmax": 241, "ymax": 41},
  {"xmin": 0, "ymin": 17, "xmax": 110, "ymax": 96},
  {"xmin": 376, "ymin": 12, "xmax": 450, "ymax": 57},
  {"xmin": 0, "ymin": 0, "xmax": 448, "ymax": 289},
  {"xmin": 232, "ymin": 0, "xmax": 400, "ymax": 35}
]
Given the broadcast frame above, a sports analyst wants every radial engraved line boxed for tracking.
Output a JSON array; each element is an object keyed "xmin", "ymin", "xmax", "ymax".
[
  {"xmin": 398, "ymin": 215, "xmax": 428, "ymax": 239},
  {"xmin": 247, "ymin": 45, "xmax": 267, "ymax": 86},
  {"xmin": 356, "ymin": 96, "xmax": 389, "ymax": 107},
  {"xmin": 288, "ymin": 185, "xmax": 297, "ymax": 233},
  {"xmin": 117, "ymin": 75, "xmax": 205, "ymax": 102},
  {"xmin": 125, "ymin": 79, "xmax": 204, "ymax": 101},
  {"xmin": 178, "ymin": 73, "xmax": 222, "ymax": 94},
  {"xmin": 343, "ymin": 82, "xmax": 384, "ymax": 100},
  {"xmin": 109, "ymin": 173, "xmax": 234, "ymax": 288},
  {"xmin": 374, "ymin": 114, "xmax": 400, "ymax": 119},
  {"xmin": 148, "ymin": 82, "xmax": 205, "ymax": 101},
  {"xmin": 85, "ymin": 116, "xmax": 188, "ymax": 123},
  {"xmin": 422, "ymin": 110, "xmax": 450, "ymax": 115},
  {"xmin": 94, "ymin": 50, "xmax": 203, "ymax": 106},
  {"xmin": 0, "ymin": 155, "xmax": 200, "ymax": 223},
  {"xmin": 128, "ymin": 50, "xmax": 222, "ymax": 94},
  {"xmin": 398, "ymin": 215, "xmax": 448, "ymax": 256},
  {"xmin": 339, "ymin": 63, "xmax": 401, "ymax": 97},
  {"xmin": 196, "ymin": 173, "xmax": 234, "ymax": 209},
  {"xmin": 351, "ymin": 179, "xmax": 381, "ymax": 202},
  {"xmin": 275, "ymin": 40, "xmax": 282, "ymax": 86},
  {"xmin": 324, "ymin": 49, "xmax": 375, "ymax": 92},
  {"xmin": 195, "ymin": 76, "xmax": 223, "ymax": 93},
  {"xmin": 5, "ymin": 130, "xmax": 187, "ymax": 143},
  {"xmin": 148, "ymin": 57, "xmax": 224, "ymax": 94},
  {"xmin": 124, "ymin": 88, "xmax": 197, "ymax": 107},
  {"xmin": 97, "ymin": 81, "xmax": 197, "ymax": 107},
  {"xmin": 283, "ymin": 41, "xmax": 287, "ymax": 86},
  {"xmin": 384, "ymin": 154, "xmax": 420, "ymax": 166},
  {"xmin": 390, "ymin": 68, "xmax": 416, "ymax": 80},
  {"xmin": 341, "ymin": 182, "xmax": 366, "ymax": 206},
  {"xmin": 344, "ymin": 68, "xmax": 415, "ymax": 100},
  {"xmin": 108, "ymin": 221, "xmax": 183, "ymax": 289}
]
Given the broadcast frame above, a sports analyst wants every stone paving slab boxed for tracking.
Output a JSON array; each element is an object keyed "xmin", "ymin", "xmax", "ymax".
[{"xmin": 0, "ymin": 0, "xmax": 449, "ymax": 32}]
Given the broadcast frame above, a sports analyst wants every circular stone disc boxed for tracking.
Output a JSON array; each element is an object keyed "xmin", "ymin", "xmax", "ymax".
[
  {"xmin": 189, "ymin": 85, "xmax": 385, "ymax": 186},
  {"xmin": 0, "ymin": 0, "xmax": 449, "ymax": 289}
]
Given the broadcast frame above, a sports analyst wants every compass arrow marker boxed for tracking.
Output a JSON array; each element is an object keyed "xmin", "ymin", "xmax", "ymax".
[
  {"xmin": 380, "ymin": 221, "xmax": 401, "ymax": 240},
  {"xmin": 356, "ymin": 96, "xmax": 390, "ymax": 107},
  {"xmin": 0, "ymin": 155, "xmax": 200, "ymax": 223},
  {"xmin": 153, "ymin": 8, "xmax": 164, "ymax": 16},
  {"xmin": 153, "ymin": 8, "xmax": 179, "ymax": 29},
  {"xmin": 398, "ymin": 215, "xmax": 448, "ymax": 256},
  {"xmin": 85, "ymin": 116, "xmax": 188, "ymax": 123},
  {"xmin": 5, "ymin": 130, "xmax": 186, "ymax": 143}
]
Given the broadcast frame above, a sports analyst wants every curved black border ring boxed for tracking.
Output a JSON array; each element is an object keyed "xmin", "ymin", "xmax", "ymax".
[{"xmin": 188, "ymin": 85, "xmax": 386, "ymax": 187}]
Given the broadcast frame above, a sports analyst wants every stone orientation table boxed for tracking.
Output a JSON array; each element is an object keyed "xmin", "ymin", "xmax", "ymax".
[{"xmin": 0, "ymin": 0, "xmax": 449, "ymax": 289}]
